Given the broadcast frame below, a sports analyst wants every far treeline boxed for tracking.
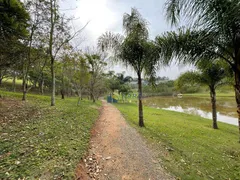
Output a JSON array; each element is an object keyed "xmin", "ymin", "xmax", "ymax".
[{"xmin": 1, "ymin": 0, "xmax": 240, "ymax": 142}]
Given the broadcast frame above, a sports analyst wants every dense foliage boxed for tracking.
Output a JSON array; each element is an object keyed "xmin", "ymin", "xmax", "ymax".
[{"xmin": 0, "ymin": 0, "xmax": 29, "ymax": 67}]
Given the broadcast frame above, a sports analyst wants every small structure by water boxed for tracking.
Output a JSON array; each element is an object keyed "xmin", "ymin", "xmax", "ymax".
[
  {"xmin": 107, "ymin": 95, "xmax": 118, "ymax": 103},
  {"xmin": 177, "ymin": 94, "xmax": 183, "ymax": 98}
]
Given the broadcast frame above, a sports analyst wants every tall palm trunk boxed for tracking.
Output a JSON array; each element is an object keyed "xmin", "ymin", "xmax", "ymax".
[
  {"xmin": 137, "ymin": 71, "xmax": 144, "ymax": 127},
  {"xmin": 210, "ymin": 86, "xmax": 218, "ymax": 129}
]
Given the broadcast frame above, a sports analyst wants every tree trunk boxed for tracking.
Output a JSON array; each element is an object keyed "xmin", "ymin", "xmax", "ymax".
[
  {"xmin": 80, "ymin": 89, "xmax": 83, "ymax": 100},
  {"xmin": 61, "ymin": 89, "xmax": 65, "ymax": 99},
  {"xmin": 90, "ymin": 81, "xmax": 95, "ymax": 103},
  {"xmin": 49, "ymin": 0, "xmax": 55, "ymax": 106},
  {"xmin": 40, "ymin": 78, "xmax": 44, "ymax": 95},
  {"xmin": 12, "ymin": 72, "xmax": 16, "ymax": 92},
  {"xmin": 77, "ymin": 96, "xmax": 81, "ymax": 106},
  {"xmin": 0, "ymin": 69, "xmax": 3, "ymax": 86},
  {"xmin": 22, "ymin": 91, "xmax": 27, "ymax": 101},
  {"xmin": 234, "ymin": 68, "xmax": 240, "ymax": 142},
  {"xmin": 137, "ymin": 71, "xmax": 144, "ymax": 127},
  {"xmin": 234, "ymin": 35, "xmax": 240, "ymax": 142},
  {"xmin": 91, "ymin": 93, "xmax": 95, "ymax": 103},
  {"xmin": 210, "ymin": 87, "xmax": 218, "ymax": 129},
  {"xmin": 22, "ymin": 78, "xmax": 27, "ymax": 101},
  {"xmin": 51, "ymin": 56, "xmax": 55, "ymax": 106}
]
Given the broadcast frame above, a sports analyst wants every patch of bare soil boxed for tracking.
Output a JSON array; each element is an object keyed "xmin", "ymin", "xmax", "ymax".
[
  {"xmin": 76, "ymin": 101, "xmax": 174, "ymax": 180},
  {"xmin": 0, "ymin": 97, "xmax": 42, "ymax": 131},
  {"xmin": 0, "ymin": 97, "xmax": 24, "ymax": 123}
]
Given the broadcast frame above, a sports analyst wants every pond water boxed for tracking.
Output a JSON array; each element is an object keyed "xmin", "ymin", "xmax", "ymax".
[{"xmin": 143, "ymin": 96, "xmax": 238, "ymax": 126}]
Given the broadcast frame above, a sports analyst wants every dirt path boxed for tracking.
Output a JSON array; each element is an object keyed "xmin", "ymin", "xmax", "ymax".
[{"xmin": 77, "ymin": 101, "xmax": 174, "ymax": 180}]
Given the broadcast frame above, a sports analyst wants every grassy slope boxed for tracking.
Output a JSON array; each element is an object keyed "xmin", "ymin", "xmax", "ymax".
[
  {"xmin": 0, "ymin": 91, "xmax": 101, "ymax": 179},
  {"xmin": 115, "ymin": 103, "xmax": 240, "ymax": 180}
]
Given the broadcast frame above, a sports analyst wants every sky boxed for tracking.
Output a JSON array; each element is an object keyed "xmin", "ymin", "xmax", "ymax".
[{"xmin": 60, "ymin": 0, "xmax": 194, "ymax": 79}]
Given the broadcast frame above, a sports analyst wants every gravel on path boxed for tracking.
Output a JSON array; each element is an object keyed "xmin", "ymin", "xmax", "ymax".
[{"xmin": 76, "ymin": 101, "xmax": 174, "ymax": 180}]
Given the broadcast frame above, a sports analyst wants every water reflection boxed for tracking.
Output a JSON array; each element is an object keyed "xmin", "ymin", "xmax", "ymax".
[{"xmin": 143, "ymin": 96, "xmax": 238, "ymax": 126}]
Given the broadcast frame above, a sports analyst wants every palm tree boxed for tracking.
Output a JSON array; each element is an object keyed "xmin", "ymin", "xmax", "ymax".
[
  {"xmin": 98, "ymin": 8, "xmax": 160, "ymax": 127},
  {"xmin": 116, "ymin": 73, "xmax": 133, "ymax": 85},
  {"xmin": 176, "ymin": 61, "xmax": 226, "ymax": 129},
  {"xmin": 160, "ymin": 0, "xmax": 240, "ymax": 141}
]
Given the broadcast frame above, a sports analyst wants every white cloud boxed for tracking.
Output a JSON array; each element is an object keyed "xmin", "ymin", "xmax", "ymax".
[{"xmin": 75, "ymin": 0, "xmax": 117, "ymax": 45}]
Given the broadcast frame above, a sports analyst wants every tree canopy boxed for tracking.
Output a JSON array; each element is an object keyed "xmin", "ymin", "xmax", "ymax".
[{"xmin": 0, "ymin": 0, "xmax": 29, "ymax": 67}]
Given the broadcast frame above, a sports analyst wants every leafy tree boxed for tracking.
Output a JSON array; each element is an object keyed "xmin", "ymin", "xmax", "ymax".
[
  {"xmin": 0, "ymin": 0, "xmax": 29, "ymax": 67},
  {"xmin": 160, "ymin": 0, "xmax": 240, "ymax": 141},
  {"xmin": 98, "ymin": 8, "xmax": 160, "ymax": 127},
  {"xmin": 48, "ymin": 0, "xmax": 65, "ymax": 106},
  {"xmin": 58, "ymin": 53, "xmax": 73, "ymax": 99},
  {"xmin": 176, "ymin": 62, "xmax": 226, "ymax": 129},
  {"xmin": 118, "ymin": 84, "xmax": 132, "ymax": 102},
  {"xmin": 21, "ymin": 0, "xmax": 50, "ymax": 101},
  {"xmin": 0, "ymin": 68, "xmax": 8, "ymax": 86},
  {"xmin": 105, "ymin": 71, "xmax": 133, "ymax": 102},
  {"xmin": 47, "ymin": 0, "xmax": 86, "ymax": 106},
  {"xmin": 108, "ymin": 77, "xmax": 121, "ymax": 95},
  {"xmin": 85, "ymin": 53, "xmax": 107, "ymax": 103},
  {"xmin": 0, "ymin": 0, "xmax": 29, "ymax": 91},
  {"xmin": 143, "ymin": 79, "xmax": 175, "ymax": 96},
  {"xmin": 73, "ymin": 55, "xmax": 90, "ymax": 104}
]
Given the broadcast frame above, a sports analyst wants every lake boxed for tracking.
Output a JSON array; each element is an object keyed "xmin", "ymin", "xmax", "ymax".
[{"xmin": 143, "ymin": 96, "xmax": 238, "ymax": 126}]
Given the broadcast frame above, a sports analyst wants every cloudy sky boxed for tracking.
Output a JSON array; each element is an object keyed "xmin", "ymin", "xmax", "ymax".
[{"xmin": 61, "ymin": 0, "xmax": 193, "ymax": 79}]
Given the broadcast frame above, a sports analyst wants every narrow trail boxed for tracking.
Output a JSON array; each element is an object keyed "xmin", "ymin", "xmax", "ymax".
[{"xmin": 77, "ymin": 101, "xmax": 174, "ymax": 180}]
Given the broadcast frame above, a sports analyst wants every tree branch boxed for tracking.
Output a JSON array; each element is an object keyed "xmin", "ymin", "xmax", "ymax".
[{"xmin": 53, "ymin": 22, "xmax": 89, "ymax": 60}]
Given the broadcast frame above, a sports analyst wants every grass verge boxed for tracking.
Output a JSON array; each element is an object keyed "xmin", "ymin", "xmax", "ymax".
[
  {"xmin": 0, "ymin": 91, "xmax": 101, "ymax": 179},
  {"xmin": 184, "ymin": 92, "xmax": 235, "ymax": 97},
  {"xmin": 114, "ymin": 103, "xmax": 240, "ymax": 180}
]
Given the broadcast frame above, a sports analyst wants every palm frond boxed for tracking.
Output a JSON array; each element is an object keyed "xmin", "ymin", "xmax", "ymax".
[
  {"xmin": 123, "ymin": 8, "xmax": 149, "ymax": 38},
  {"xmin": 165, "ymin": 0, "xmax": 181, "ymax": 26},
  {"xmin": 97, "ymin": 31, "xmax": 124, "ymax": 52},
  {"xmin": 156, "ymin": 27, "xmax": 234, "ymax": 67},
  {"xmin": 165, "ymin": 0, "xmax": 240, "ymax": 35}
]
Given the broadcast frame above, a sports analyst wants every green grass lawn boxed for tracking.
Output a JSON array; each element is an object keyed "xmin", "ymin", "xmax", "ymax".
[
  {"xmin": 115, "ymin": 103, "xmax": 240, "ymax": 180},
  {"xmin": 0, "ymin": 91, "xmax": 101, "ymax": 179},
  {"xmin": 2, "ymin": 78, "xmax": 23, "ymax": 85},
  {"xmin": 184, "ymin": 92, "xmax": 235, "ymax": 98}
]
